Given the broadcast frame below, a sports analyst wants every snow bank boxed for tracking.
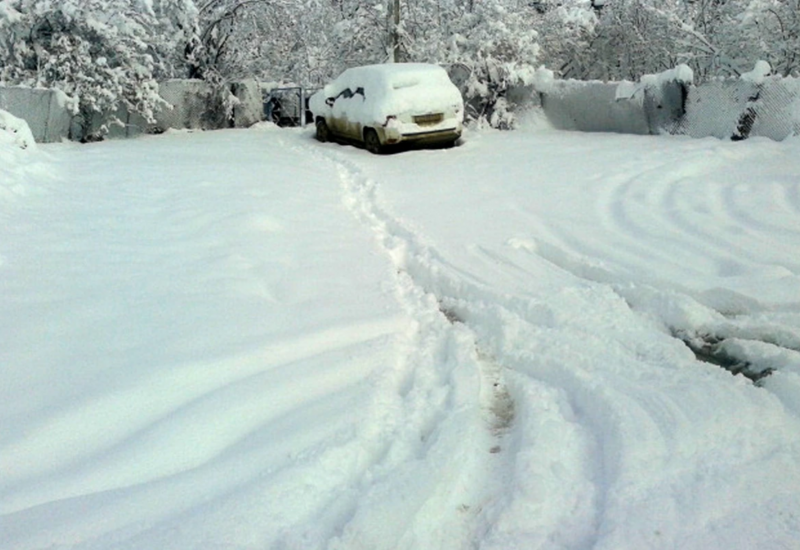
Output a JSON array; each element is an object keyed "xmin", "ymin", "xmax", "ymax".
[
  {"xmin": 2, "ymin": 127, "xmax": 799, "ymax": 549},
  {"xmin": 0, "ymin": 109, "xmax": 51, "ymax": 201},
  {"xmin": 0, "ymin": 108, "xmax": 36, "ymax": 150},
  {"xmin": 0, "ymin": 109, "xmax": 34, "ymax": 196}
]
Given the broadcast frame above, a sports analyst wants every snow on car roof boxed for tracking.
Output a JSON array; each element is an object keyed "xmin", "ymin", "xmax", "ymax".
[
  {"xmin": 308, "ymin": 62, "xmax": 463, "ymax": 126},
  {"xmin": 339, "ymin": 63, "xmax": 452, "ymax": 88},
  {"xmin": 343, "ymin": 63, "xmax": 447, "ymax": 76}
]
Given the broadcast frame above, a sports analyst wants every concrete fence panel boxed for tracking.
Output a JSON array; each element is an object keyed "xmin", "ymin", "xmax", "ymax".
[
  {"xmin": 0, "ymin": 87, "xmax": 72, "ymax": 143},
  {"xmin": 231, "ymin": 80, "xmax": 262, "ymax": 128},
  {"xmin": 678, "ymin": 77, "xmax": 800, "ymax": 141},
  {"xmin": 153, "ymin": 79, "xmax": 217, "ymax": 132},
  {"xmin": 680, "ymin": 80, "xmax": 759, "ymax": 139},
  {"xmin": 541, "ymin": 80, "xmax": 651, "ymax": 135}
]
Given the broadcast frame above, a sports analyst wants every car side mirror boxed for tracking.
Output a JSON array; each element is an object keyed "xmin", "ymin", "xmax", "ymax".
[{"xmin": 325, "ymin": 97, "xmax": 335, "ymax": 107}]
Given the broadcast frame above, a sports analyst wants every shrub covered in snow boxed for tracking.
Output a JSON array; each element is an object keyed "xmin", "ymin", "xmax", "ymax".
[
  {"xmin": 0, "ymin": 0, "xmax": 166, "ymax": 140},
  {"xmin": 0, "ymin": 108, "xmax": 35, "ymax": 150},
  {"xmin": 419, "ymin": 2, "xmax": 541, "ymax": 129},
  {"xmin": 0, "ymin": 107, "xmax": 45, "ymax": 200}
]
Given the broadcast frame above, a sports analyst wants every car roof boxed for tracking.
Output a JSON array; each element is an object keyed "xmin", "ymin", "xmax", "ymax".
[{"xmin": 339, "ymin": 63, "xmax": 447, "ymax": 81}]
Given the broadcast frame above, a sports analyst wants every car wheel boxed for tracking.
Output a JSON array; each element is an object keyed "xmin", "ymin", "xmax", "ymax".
[
  {"xmin": 363, "ymin": 128, "xmax": 383, "ymax": 155},
  {"xmin": 316, "ymin": 119, "xmax": 331, "ymax": 142}
]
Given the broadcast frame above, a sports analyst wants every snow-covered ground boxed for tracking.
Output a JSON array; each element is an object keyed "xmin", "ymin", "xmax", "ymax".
[{"xmin": 2, "ymin": 120, "xmax": 800, "ymax": 550}]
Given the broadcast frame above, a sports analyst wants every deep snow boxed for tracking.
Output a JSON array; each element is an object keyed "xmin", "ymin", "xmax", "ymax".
[{"xmin": 1, "ymin": 121, "xmax": 800, "ymax": 550}]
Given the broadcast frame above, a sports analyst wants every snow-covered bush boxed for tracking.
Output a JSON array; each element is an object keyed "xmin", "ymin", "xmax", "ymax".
[
  {"xmin": 392, "ymin": 0, "xmax": 540, "ymax": 129},
  {"xmin": 0, "ymin": 107, "xmax": 41, "ymax": 200},
  {"xmin": 535, "ymin": 0, "xmax": 800, "ymax": 83},
  {"xmin": 536, "ymin": 0, "xmax": 600, "ymax": 80},
  {"xmin": 440, "ymin": 4, "xmax": 539, "ymax": 129},
  {"xmin": 0, "ymin": 108, "xmax": 35, "ymax": 149},
  {"xmin": 0, "ymin": 0, "xmax": 166, "ymax": 140}
]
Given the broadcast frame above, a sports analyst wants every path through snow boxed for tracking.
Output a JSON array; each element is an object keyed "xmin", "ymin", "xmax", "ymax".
[{"xmin": 1, "ymin": 125, "xmax": 800, "ymax": 549}]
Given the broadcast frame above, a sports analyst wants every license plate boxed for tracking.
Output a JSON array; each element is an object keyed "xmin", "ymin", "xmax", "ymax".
[{"xmin": 413, "ymin": 113, "xmax": 444, "ymax": 125}]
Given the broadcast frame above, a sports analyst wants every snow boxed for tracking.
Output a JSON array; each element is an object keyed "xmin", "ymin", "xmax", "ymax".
[
  {"xmin": 615, "ymin": 65, "xmax": 694, "ymax": 101},
  {"xmin": 0, "ymin": 109, "xmax": 51, "ymax": 201},
  {"xmin": 614, "ymin": 80, "xmax": 639, "ymax": 101},
  {"xmin": 0, "ymin": 108, "xmax": 36, "ymax": 150},
  {"xmin": 2, "ymin": 123, "xmax": 800, "ymax": 549},
  {"xmin": 531, "ymin": 66, "xmax": 556, "ymax": 93},
  {"xmin": 741, "ymin": 60, "xmax": 772, "ymax": 85},
  {"xmin": 0, "ymin": 0, "xmax": 22, "ymax": 23},
  {"xmin": 640, "ymin": 64, "xmax": 695, "ymax": 87}
]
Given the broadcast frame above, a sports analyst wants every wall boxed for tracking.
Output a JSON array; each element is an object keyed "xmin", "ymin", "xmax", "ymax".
[
  {"xmin": 540, "ymin": 80, "xmax": 651, "ymax": 135},
  {"xmin": 1, "ymin": 79, "xmax": 265, "ymax": 143},
  {"xmin": 680, "ymin": 77, "xmax": 800, "ymax": 141},
  {"xmin": 536, "ymin": 74, "xmax": 689, "ymax": 136},
  {"xmin": 0, "ymin": 87, "xmax": 73, "ymax": 143},
  {"xmin": 531, "ymin": 71, "xmax": 799, "ymax": 141}
]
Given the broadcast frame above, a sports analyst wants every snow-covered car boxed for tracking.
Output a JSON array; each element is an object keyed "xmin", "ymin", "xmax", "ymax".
[{"xmin": 309, "ymin": 63, "xmax": 464, "ymax": 153}]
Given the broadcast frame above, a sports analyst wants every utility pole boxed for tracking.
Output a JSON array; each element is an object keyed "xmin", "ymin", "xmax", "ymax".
[{"xmin": 390, "ymin": 0, "xmax": 400, "ymax": 63}]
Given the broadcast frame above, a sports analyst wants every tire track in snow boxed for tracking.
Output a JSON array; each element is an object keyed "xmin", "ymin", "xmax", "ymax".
[
  {"xmin": 720, "ymin": 180, "xmax": 800, "ymax": 239},
  {"xmin": 297, "ymin": 133, "xmax": 800, "ymax": 549},
  {"xmin": 301, "ymin": 141, "xmax": 606, "ymax": 548},
  {"xmin": 541, "ymin": 150, "xmax": 800, "ymax": 384},
  {"xmin": 590, "ymin": 161, "xmax": 800, "ymax": 282},
  {"xmin": 333, "ymin": 158, "xmax": 522, "ymax": 545},
  {"xmin": 508, "ymin": 230, "xmax": 800, "ymax": 416}
]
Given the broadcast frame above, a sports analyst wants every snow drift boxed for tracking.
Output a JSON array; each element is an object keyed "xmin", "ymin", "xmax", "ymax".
[{"xmin": 1, "ymin": 125, "xmax": 799, "ymax": 549}]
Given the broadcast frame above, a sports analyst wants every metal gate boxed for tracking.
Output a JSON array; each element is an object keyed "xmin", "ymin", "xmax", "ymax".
[{"xmin": 262, "ymin": 86, "xmax": 311, "ymax": 127}]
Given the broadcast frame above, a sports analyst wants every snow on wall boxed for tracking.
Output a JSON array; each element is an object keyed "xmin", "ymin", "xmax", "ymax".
[
  {"xmin": 0, "ymin": 87, "xmax": 72, "ymax": 143},
  {"xmin": 0, "ymin": 109, "xmax": 51, "ymax": 203}
]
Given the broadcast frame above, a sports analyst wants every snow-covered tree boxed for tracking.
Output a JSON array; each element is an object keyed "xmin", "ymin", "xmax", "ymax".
[
  {"xmin": 737, "ymin": 0, "xmax": 800, "ymax": 77},
  {"xmin": 536, "ymin": 0, "xmax": 599, "ymax": 79},
  {"xmin": 145, "ymin": 0, "xmax": 202, "ymax": 79},
  {"xmin": 0, "ymin": 0, "xmax": 165, "ymax": 139},
  {"xmin": 539, "ymin": 0, "xmax": 800, "ymax": 82},
  {"xmin": 187, "ymin": 0, "xmax": 297, "ymax": 81}
]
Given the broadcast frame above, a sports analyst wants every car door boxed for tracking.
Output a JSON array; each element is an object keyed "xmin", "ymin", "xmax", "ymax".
[
  {"xmin": 329, "ymin": 88, "xmax": 353, "ymax": 137},
  {"xmin": 346, "ymin": 87, "xmax": 366, "ymax": 140}
]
